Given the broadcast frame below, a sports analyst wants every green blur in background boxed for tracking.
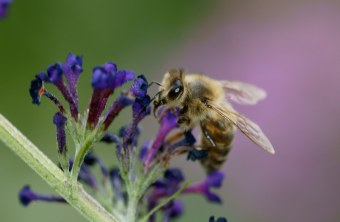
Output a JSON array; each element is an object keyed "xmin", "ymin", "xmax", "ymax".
[
  {"xmin": 3, "ymin": 0, "xmax": 340, "ymax": 222},
  {"xmin": 0, "ymin": 1, "xmax": 216, "ymax": 221}
]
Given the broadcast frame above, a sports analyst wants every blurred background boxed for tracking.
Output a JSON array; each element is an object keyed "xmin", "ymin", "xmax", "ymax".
[{"xmin": 1, "ymin": 0, "xmax": 340, "ymax": 221}]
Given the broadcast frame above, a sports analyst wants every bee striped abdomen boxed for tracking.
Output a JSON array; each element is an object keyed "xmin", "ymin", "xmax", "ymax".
[{"xmin": 200, "ymin": 116, "xmax": 236, "ymax": 174}]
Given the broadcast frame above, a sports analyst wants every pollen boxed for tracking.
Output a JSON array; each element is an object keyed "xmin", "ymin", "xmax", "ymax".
[{"xmin": 39, "ymin": 86, "xmax": 45, "ymax": 96}]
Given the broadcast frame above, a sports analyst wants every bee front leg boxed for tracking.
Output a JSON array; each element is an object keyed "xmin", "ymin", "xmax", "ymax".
[{"xmin": 177, "ymin": 115, "xmax": 192, "ymax": 131}]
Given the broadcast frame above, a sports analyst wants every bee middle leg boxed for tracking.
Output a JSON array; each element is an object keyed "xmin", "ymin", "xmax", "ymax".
[{"xmin": 177, "ymin": 115, "xmax": 192, "ymax": 131}]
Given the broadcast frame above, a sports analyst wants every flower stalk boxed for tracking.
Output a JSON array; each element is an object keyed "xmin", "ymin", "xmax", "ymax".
[
  {"xmin": 0, "ymin": 114, "xmax": 119, "ymax": 222},
  {"xmin": 71, "ymin": 129, "xmax": 99, "ymax": 181},
  {"xmin": 126, "ymin": 192, "xmax": 139, "ymax": 222}
]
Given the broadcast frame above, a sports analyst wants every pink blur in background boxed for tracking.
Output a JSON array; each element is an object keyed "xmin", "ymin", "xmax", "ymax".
[{"xmin": 157, "ymin": 1, "xmax": 340, "ymax": 221}]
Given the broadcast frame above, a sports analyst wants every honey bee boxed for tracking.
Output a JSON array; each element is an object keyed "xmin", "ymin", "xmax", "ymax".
[{"xmin": 153, "ymin": 69, "xmax": 275, "ymax": 174}]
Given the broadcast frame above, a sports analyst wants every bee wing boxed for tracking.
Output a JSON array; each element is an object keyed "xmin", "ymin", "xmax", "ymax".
[
  {"xmin": 220, "ymin": 81, "xmax": 267, "ymax": 105},
  {"xmin": 206, "ymin": 101, "xmax": 275, "ymax": 154}
]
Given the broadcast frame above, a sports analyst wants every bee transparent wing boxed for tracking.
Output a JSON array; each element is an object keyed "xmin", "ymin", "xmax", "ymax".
[
  {"xmin": 220, "ymin": 80, "xmax": 267, "ymax": 105},
  {"xmin": 206, "ymin": 101, "xmax": 275, "ymax": 154}
]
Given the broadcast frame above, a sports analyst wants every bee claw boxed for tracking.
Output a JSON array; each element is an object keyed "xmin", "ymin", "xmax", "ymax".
[
  {"xmin": 153, "ymin": 103, "xmax": 160, "ymax": 119},
  {"xmin": 156, "ymin": 109, "xmax": 167, "ymax": 122},
  {"xmin": 151, "ymin": 90, "xmax": 165, "ymax": 120},
  {"xmin": 170, "ymin": 107, "xmax": 177, "ymax": 115},
  {"xmin": 153, "ymin": 98, "xmax": 166, "ymax": 121}
]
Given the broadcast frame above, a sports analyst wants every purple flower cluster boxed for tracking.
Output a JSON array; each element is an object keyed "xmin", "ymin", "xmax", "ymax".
[
  {"xmin": 25, "ymin": 53, "xmax": 226, "ymax": 221},
  {"xmin": 88, "ymin": 62, "xmax": 134, "ymax": 127},
  {"xmin": 147, "ymin": 168, "xmax": 185, "ymax": 222},
  {"xmin": 29, "ymin": 53, "xmax": 83, "ymax": 120},
  {"xmin": 146, "ymin": 168, "xmax": 224, "ymax": 221},
  {"xmin": 183, "ymin": 171, "xmax": 224, "ymax": 203}
]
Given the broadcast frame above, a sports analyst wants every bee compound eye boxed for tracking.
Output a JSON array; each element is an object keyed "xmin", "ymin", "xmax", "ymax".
[{"xmin": 168, "ymin": 86, "xmax": 183, "ymax": 100}]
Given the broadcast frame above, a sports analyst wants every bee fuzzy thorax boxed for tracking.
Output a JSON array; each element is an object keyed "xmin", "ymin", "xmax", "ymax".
[{"xmin": 185, "ymin": 74, "xmax": 225, "ymax": 102}]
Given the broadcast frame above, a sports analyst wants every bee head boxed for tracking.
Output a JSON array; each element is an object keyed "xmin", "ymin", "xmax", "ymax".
[{"xmin": 153, "ymin": 69, "xmax": 186, "ymax": 117}]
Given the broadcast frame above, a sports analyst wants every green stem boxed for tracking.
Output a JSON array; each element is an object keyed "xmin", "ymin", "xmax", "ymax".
[
  {"xmin": 126, "ymin": 193, "xmax": 139, "ymax": 222},
  {"xmin": 0, "ymin": 114, "xmax": 119, "ymax": 222},
  {"xmin": 71, "ymin": 130, "xmax": 97, "ymax": 181}
]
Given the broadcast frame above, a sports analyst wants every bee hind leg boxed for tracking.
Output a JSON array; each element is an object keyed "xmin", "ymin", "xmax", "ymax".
[
  {"xmin": 200, "ymin": 122, "xmax": 216, "ymax": 147},
  {"xmin": 202, "ymin": 129, "xmax": 216, "ymax": 147}
]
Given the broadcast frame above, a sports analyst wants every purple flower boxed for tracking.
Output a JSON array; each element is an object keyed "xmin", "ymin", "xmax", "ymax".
[
  {"xmin": 53, "ymin": 112, "xmax": 67, "ymax": 154},
  {"xmin": 100, "ymin": 132, "xmax": 123, "ymax": 159},
  {"xmin": 101, "ymin": 132, "xmax": 120, "ymax": 144},
  {"xmin": 130, "ymin": 75, "xmax": 148, "ymax": 98},
  {"xmin": 164, "ymin": 168, "xmax": 185, "ymax": 185},
  {"xmin": 47, "ymin": 63, "xmax": 63, "ymax": 83},
  {"xmin": 32, "ymin": 53, "xmax": 83, "ymax": 120},
  {"xmin": 149, "ymin": 168, "xmax": 184, "ymax": 197},
  {"xmin": 120, "ymin": 95, "xmax": 151, "ymax": 156},
  {"xmin": 147, "ymin": 169, "xmax": 185, "ymax": 222},
  {"xmin": 19, "ymin": 186, "xmax": 66, "ymax": 206},
  {"xmin": 119, "ymin": 124, "xmax": 141, "ymax": 147},
  {"xmin": 29, "ymin": 76, "xmax": 66, "ymax": 113},
  {"xmin": 144, "ymin": 109, "xmax": 179, "ymax": 169},
  {"xmin": 159, "ymin": 109, "xmax": 179, "ymax": 132},
  {"xmin": 183, "ymin": 171, "xmax": 224, "ymax": 204},
  {"xmin": 102, "ymin": 93, "xmax": 134, "ymax": 130},
  {"xmin": 122, "ymin": 75, "xmax": 151, "ymax": 148},
  {"xmin": 63, "ymin": 53, "xmax": 83, "ymax": 105},
  {"xmin": 53, "ymin": 113, "xmax": 69, "ymax": 171},
  {"xmin": 114, "ymin": 70, "xmax": 135, "ymax": 88},
  {"xmin": 84, "ymin": 151, "xmax": 108, "ymax": 177},
  {"xmin": 0, "ymin": 0, "xmax": 11, "ymax": 18},
  {"xmin": 91, "ymin": 64, "xmax": 117, "ymax": 90},
  {"xmin": 63, "ymin": 53, "xmax": 83, "ymax": 80},
  {"xmin": 139, "ymin": 141, "xmax": 150, "ymax": 161},
  {"xmin": 162, "ymin": 200, "xmax": 184, "ymax": 222},
  {"xmin": 209, "ymin": 216, "xmax": 228, "ymax": 222},
  {"xmin": 29, "ymin": 76, "xmax": 44, "ymax": 105},
  {"xmin": 109, "ymin": 168, "xmax": 124, "ymax": 201},
  {"xmin": 132, "ymin": 95, "xmax": 151, "ymax": 119},
  {"xmin": 147, "ymin": 169, "xmax": 224, "ymax": 221},
  {"xmin": 45, "ymin": 64, "xmax": 78, "ymax": 118},
  {"xmin": 87, "ymin": 63, "xmax": 135, "ymax": 127}
]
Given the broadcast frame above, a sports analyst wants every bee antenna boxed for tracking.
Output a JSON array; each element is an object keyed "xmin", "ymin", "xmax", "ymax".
[
  {"xmin": 148, "ymin": 81, "xmax": 162, "ymax": 88},
  {"xmin": 150, "ymin": 91, "xmax": 163, "ymax": 118},
  {"xmin": 149, "ymin": 91, "xmax": 162, "ymax": 103},
  {"xmin": 135, "ymin": 91, "xmax": 162, "ymax": 119}
]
